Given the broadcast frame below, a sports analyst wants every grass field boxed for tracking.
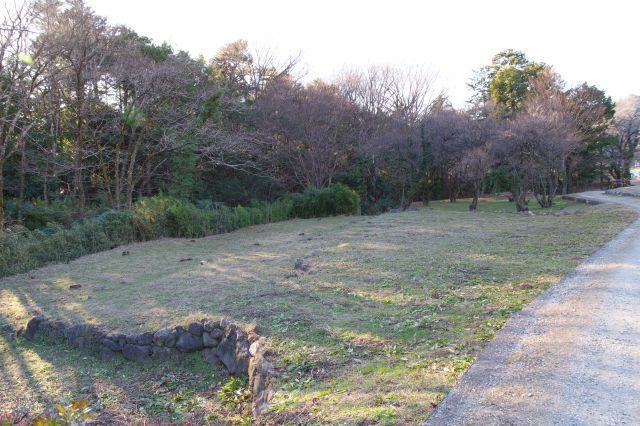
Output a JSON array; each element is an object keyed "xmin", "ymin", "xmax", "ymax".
[{"xmin": 0, "ymin": 198, "xmax": 636, "ymax": 425}]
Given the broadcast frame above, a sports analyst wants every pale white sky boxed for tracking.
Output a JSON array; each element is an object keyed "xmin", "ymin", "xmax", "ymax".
[{"xmin": 85, "ymin": 0, "xmax": 639, "ymax": 107}]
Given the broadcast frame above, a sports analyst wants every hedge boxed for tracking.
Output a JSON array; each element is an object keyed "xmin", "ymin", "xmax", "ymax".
[{"xmin": 0, "ymin": 184, "xmax": 360, "ymax": 278}]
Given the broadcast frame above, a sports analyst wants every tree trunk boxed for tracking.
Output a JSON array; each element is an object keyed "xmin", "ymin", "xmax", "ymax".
[
  {"xmin": 469, "ymin": 185, "xmax": 479, "ymax": 211},
  {"xmin": 73, "ymin": 75, "xmax": 86, "ymax": 218},
  {"xmin": 0, "ymin": 162, "xmax": 4, "ymax": 232},
  {"xmin": 43, "ymin": 174, "xmax": 48, "ymax": 204},
  {"xmin": 17, "ymin": 141, "xmax": 26, "ymax": 222},
  {"xmin": 73, "ymin": 139, "xmax": 85, "ymax": 216},
  {"xmin": 144, "ymin": 157, "xmax": 152, "ymax": 195},
  {"xmin": 126, "ymin": 127, "xmax": 147, "ymax": 209},
  {"xmin": 561, "ymin": 157, "xmax": 569, "ymax": 196},
  {"xmin": 513, "ymin": 183, "xmax": 528, "ymax": 212}
]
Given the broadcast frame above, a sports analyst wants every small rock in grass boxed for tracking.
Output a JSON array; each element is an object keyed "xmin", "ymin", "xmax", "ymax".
[
  {"xmin": 200, "ymin": 260, "xmax": 205, "ymax": 265},
  {"xmin": 179, "ymin": 257, "xmax": 193, "ymax": 262},
  {"xmin": 190, "ymin": 239, "xmax": 196, "ymax": 242},
  {"xmin": 298, "ymin": 232, "xmax": 305, "ymax": 236},
  {"xmin": 122, "ymin": 250, "xmax": 130, "ymax": 256},
  {"xmin": 69, "ymin": 284, "xmax": 82, "ymax": 290},
  {"xmin": 253, "ymin": 242, "xmax": 261, "ymax": 246}
]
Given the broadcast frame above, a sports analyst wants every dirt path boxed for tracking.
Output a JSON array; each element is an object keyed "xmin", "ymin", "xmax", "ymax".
[{"xmin": 424, "ymin": 191, "xmax": 640, "ymax": 425}]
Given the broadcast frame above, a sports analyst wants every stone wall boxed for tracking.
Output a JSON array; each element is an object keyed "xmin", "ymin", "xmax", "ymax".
[{"xmin": 23, "ymin": 315, "xmax": 274, "ymax": 415}]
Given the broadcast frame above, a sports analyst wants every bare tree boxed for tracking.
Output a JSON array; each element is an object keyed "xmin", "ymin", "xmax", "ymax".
[
  {"xmin": 37, "ymin": 0, "xmax": 111, "ymax": 216},
  {"xmin": 0, "ymin": 1, "xmax": 49, "ymax": 230},
  {"xmin": 423, "ymin": 109, "xmax": 468, "ymax": 202},
  {"xmin": 607, "ymin": 95, "xmax": 640, "ymax": 184},
  {"xmin": 209, "ymin": 39, "xmax": 301, "ymax": 102},
  {"xmin": 336, "ymin": 65, "xmax": 443, "ymax": 208},
  {"xmin": 457, "ymin": 117, "xmax": 496, "ymax": 210},
  {"xmin": 254, "ymin": 77, "xmax": 359, "ymax": 189},
  {"xmin": 107, "ymin": 46, "xmax": 200, "ymax": 208},
  {"xmin": 495, "ymin": 72, "xmax": 578, "ymax": 210}
]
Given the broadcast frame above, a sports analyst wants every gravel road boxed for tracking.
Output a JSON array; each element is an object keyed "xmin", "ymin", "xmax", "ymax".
[{"xmin": 423, "ymin": 191, "xmax": 640, "ymax": 425}]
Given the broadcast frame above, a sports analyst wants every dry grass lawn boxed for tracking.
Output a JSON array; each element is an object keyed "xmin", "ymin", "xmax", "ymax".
[{"xmin": 0, "ymin": 198, "xmax": 636, "ymax": 424}]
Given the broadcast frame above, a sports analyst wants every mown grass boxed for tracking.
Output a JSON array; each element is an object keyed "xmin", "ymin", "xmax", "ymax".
[{"xmin": 0, "ymin": 198, "xmax": 636, "ymax": 424}]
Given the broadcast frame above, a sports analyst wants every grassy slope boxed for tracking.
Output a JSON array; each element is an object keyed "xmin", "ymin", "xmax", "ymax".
[{"xmin": 0, "ymin": 199, "xmax": 636, "ymax": 424}]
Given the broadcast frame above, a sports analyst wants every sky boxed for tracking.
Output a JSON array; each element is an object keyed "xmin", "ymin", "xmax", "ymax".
[{"xmin": 84, "ymin": 0, "xmax": 639, "ymax": 107}]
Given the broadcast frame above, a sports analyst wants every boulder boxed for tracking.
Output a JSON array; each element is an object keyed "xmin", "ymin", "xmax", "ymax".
[
  {"xmin": 152, "ymin": 346, "xmax": 174, "ymax": 361},
  {"xmin": 187, "ymin": 322, "xmax": 204, "ymax": 336},
  {"xmin": 217, "ymin": 326, "xmax": 251, "ymax": 375},
  {"xmin": 234, "ymin": 335, "xmax": 251, "ymax": 375},
  {"xmin": 99, "ymin": 347, "xmax": 116, "ymax": 361},
  {"xmin": 249, "ymin": 337, "xmax": 267, "ymax": 357},
  {"xmin": 219, "ymin": 317, "xmax": 230, "ymax": 329},
  {"xmin": 24, "ymin": 316, "xmax": 45, "ymax": 340},
  {"xmin": 208, "ymin": 328, "xmax": 223, "ymax": 339},
  {"xmin": 216, "ymin": 337, "xmax": 237, "ymax": 374},
  {"xmin": 101, "ymin": 338, "xmax": 121, "ymax": 352},
  {"xmin": 153, "ymin": 327, "xmax": 173, "ymax": 346},
  {"xmin": 135, "ymin": 332, "xmax": 154, "ymax": 345},
  {"xmin": 164, "ymin": 329, "xmax": 178, "ymax": 348},
  {"xmin": 202, "ymin": 348, "xmax": 221, "ymax": 367},
  {"xmin": 175, "ymin": 332, "xmax": 203, "ymax": 352},
  {"xmin": 122, "ymin": 344, "xmax": 152, "ymax": 362},
  {"xmin": 106, "ymin": 332, "xmax": 126, "ymax": 347},
  {"xmin": 249, "ymin": 352, "xmax": 275, "ymax": 416},
  {"xmin": 203, "ymin": 319, "xmax": 224, "ymax": 333},
  {"xmin": 48, "ymin": 320, "xmax": 69, "ymax": 340},
  {"xmin": 202, "ymin": 332, "xmax": 219, "ymax": 348},
  {"xmin": 64, "ymin": 324, "xmax": 87, "ymax": 348}
]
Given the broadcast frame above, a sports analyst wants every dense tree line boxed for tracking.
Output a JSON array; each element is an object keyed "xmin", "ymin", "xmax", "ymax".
[{"xmin": 1, "ymin": 1, "xmax": 639, "ymax": 231}]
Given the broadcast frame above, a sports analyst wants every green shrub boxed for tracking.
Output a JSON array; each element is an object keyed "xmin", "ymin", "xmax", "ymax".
[
  {"xmin": 290, "ymin": 183, "xmax": 360, "ymax": 218},
  {"xmin": 0, "ymin": 186, "xmax": 360, "ymax": 278}
]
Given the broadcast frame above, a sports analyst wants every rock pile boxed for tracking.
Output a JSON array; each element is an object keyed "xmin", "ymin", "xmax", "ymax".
[{"xmin": 23, "ymin": 315, "xmax": 275, "ymax": 414}]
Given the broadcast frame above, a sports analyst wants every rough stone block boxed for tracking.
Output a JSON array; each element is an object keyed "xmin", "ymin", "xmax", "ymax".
[
  {"xmin": 175, "ymin": 332, "xmax": 203, "ymax": 352},
  {"xmin": 188, "ymin": 322, "xmax": 204, "ymax": 336},
  {"xmin": 153, "ymin": 327, "xmax": 173, "ymax": 346},
  {"xmin": 202, "ymin": 332, "xmax": 219, "ymax": 348},
  {"xmin": 122, "ymin": 344, "xmax": 152, "ymax": 361}
]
